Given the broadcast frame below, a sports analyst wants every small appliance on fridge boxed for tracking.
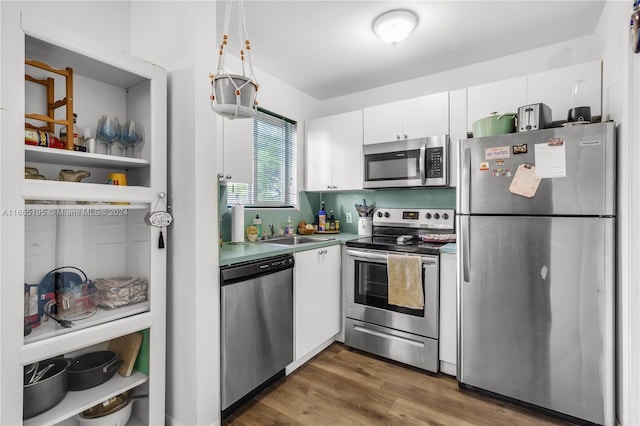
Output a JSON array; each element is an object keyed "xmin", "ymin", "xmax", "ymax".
[{"xmin": 457, "ymin": 122, "xmax": 615, "ymax": 425}]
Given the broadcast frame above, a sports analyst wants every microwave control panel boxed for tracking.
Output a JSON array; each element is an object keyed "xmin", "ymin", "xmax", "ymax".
[{"xmin": 426, "ymin": 147, "xmax": 444, "ymax": 178}]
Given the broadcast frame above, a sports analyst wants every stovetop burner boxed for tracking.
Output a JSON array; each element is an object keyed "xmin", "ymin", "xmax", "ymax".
[
  {"xmin": 346, "ymin": 208, "xmax": 455, "ymax": 255},
  {"xmin": 346, "ymin": 235, "xmax": 446, "ymax": 255}
]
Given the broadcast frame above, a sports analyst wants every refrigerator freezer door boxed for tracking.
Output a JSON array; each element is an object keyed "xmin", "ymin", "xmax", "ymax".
[
  {"xmin": 458, "ymin": 122, "xmax": 615, "ymax": 216},
  {"xmin": 458, "ymin": 215, "xmax": 615, "ymax": 425}
]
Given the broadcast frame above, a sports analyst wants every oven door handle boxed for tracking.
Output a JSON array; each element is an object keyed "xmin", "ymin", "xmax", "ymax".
[{"xmin": 346, "ymin": 249, "xmax": 437, "ymax": 265}]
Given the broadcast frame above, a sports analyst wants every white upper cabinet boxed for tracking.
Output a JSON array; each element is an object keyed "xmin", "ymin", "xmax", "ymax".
[
  {"xmin": 305, "ymin": 115, "xmax": 332, "ymax": 191},
  {"xmin": 305, "ymin": 110, "xmax": 363, "ymax": 191},
  {"xmin": 329, "ymin": 110, "xmax": 363, "ymax": 191},
  {"xmin": 402, "ymin": 91, "xmax": 449, "ymax": 140},
  {"xmin": 364, "ymin": 92, "xmax": 449, "ymax": 144},
  {"xmin": 467, "ymin": 76, "xmax": 527, "ymax": 132},
  {"xmin": 527, "ymin": 60, "xmax": 602, "ymax": 122},
  {"xmin": 363, "ymin": 101, "xmax": 402, "ymax": 144},
  {"xmin": 221, "ymin": 118, "xmax": 253, "ymax": 184}
]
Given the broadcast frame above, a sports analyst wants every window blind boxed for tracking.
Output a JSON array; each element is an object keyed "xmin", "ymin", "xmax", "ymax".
[{"xmin": 226, "ymin": 108, "xmax": 297, "ymax": 208}]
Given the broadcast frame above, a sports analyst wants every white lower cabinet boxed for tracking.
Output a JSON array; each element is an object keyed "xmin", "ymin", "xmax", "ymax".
[
  {"xmin": 293, "ymin": 245, "xmax": 341, "ymax": 362},
  {"xmin": 439, "ymin": 252, "xmax": 457, "ymax": 376}
]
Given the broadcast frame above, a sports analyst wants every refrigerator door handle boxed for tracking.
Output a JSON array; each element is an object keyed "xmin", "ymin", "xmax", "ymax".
[
  {"xmin": 460, "ymin": 145, "xmax": 471, "ymax": 213},
  {"xmin": 461, "ymin": 215, "xmax": 470, "ymax": 282},
  {"xmin": 419, "ymin": 143, "xmax": 426, "ymax": 184}
]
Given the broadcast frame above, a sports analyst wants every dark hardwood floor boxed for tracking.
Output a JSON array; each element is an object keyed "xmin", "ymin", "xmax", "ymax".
[{"xmin": 223, "ymin": 343, "xmax": 573, "ymax": 426}]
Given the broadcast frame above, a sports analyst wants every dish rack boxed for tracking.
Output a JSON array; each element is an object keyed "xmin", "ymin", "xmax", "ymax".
[{"xmin": 94, "ymin": 278, "xmax": 148, "ymax": 309}]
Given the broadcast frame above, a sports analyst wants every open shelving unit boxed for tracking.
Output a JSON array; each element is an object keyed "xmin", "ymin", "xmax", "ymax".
[{"xmin": 1, "ymin": 8, "xmax": 167, "ymax": 426}]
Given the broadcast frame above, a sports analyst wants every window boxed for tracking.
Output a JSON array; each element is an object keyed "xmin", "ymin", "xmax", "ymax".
[{"xmin": 226, "ymin": 108, "xmax": 297, "ymax": 208}]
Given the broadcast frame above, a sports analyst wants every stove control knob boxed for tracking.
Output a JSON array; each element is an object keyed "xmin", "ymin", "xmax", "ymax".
[
  {"xmin": 384, "ymin": 212, "xmax": 390, "ymax": 218},
  {"xmin": 442, "ymin": 213, "xmax": 449, "ymax": 220},
  {"xmin": 377, "ymin": 211, "xmax": 383, "ymax": 218},
  {"xmin": 425, "ymin": 213, "xmax": 432, "ymax": 219},
  {"xmin": 434, "ymin": 213, "xmax": 440, "ymax": 219}
]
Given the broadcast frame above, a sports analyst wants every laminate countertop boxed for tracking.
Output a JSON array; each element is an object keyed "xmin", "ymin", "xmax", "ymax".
[{"xmin": 220, "ymin": 233, "xmax": 456, "ymax": 266}]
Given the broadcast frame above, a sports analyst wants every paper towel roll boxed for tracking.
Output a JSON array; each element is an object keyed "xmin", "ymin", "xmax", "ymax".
[{"xmin": 231, "ymin": 205, "xmax": 245, "ymax": 243}]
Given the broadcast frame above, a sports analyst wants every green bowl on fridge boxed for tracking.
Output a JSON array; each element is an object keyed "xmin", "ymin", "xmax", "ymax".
[{"xmin": 472, "ymin": 112, "xmax": 517, "ymax": 137}]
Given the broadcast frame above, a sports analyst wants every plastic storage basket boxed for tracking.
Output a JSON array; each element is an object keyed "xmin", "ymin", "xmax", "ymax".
[{"xmin": 94, "ymin": 277, "xmax": 148, "ymax": 309}]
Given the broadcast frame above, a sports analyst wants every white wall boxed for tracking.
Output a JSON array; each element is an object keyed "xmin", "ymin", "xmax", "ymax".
[
  {"xmin": 593, "ymin": 1, "xmax": 639, "ymax": 425},
  {"xmin": 130, "ymin": 3, "xmax": 220, "ymax": 426},
  {"xmin": 7, "ymin": 1, "xmax": 131, "ymax": 53},
  {"xmin": 316, "ymin": 35, "xmax": 597, "ymax": 116}
]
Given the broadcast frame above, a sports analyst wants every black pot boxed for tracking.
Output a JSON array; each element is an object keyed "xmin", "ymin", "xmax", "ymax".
[
  {"xmin": 67, "ymin": 351, "xmax": 122, "ymax": 391},
  {"xmin": 23, "ymin": 357, "xmax": 69, "ymax": 419}
]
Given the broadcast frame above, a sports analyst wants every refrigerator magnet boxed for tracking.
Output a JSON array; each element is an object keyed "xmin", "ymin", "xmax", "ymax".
[
  {"xmin": 509, "ymin": 163, "xmax": 541, "ymax": 198},
  {"xmin": 485, "ymin": 146, "xmax": 511, "ymax": 160},
  {"xmin": 512, "ymin": 144, "xmax": 528, "ymax": 154},
  {"xmin": 480, "ymin": 162, "xmax": 489, "ymax": 171}
]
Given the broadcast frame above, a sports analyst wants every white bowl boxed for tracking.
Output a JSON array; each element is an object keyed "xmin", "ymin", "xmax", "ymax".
[{"xmin": 77, "ymin": 400, "xmax": 132, "ymax": 426}]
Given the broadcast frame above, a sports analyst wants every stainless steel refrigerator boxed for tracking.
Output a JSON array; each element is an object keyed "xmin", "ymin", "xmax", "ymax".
[{"xmin": 457, "ymin": 122, "xmax": 615, "ymax": 425}]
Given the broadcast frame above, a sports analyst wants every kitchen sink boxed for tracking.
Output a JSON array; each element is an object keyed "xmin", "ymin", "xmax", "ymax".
[{"xmin": 261, "ymin": 236, "xmax": 335, "ymax": 245}]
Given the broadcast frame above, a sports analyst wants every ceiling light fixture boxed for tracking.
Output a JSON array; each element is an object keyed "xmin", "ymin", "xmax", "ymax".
[{"xmin": 373, "ymin": 10, "xmax": 418, "ymax": 45}]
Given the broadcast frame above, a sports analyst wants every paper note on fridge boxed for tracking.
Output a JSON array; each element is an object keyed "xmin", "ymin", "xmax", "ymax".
[
  {"xmin": 534, "ymin": 142, "xmax": 566, "ymax": 178},
  {"xmin": 509, "ymin": 164, "xmax": 541, "ymax": 198}
]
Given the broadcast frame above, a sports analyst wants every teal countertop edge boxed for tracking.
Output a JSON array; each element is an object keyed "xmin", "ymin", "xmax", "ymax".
[{"xmin": 220, "ymin": 234, "xmax": 457, "ymax": 265}]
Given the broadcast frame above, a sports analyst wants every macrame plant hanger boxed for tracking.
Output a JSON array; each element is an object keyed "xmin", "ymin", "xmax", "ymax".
[{"xmin": 210, "ymin": 0, "xmax": 259, "ymax": 119}]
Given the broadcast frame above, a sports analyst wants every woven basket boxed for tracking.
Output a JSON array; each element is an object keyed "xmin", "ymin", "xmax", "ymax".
[{"xmin": 297, "ymin": 228, "xmax": 314, "ymax": 235}]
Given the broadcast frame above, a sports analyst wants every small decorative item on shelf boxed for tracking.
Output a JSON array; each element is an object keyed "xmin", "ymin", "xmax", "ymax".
[
  {"xmin": 57, "ymin": 169, "xmax": 90, "ymax": 182},
  {"xmin": 25, "ymin": 167, "xmax": 46, "ymax": 180},
  {"xmin": 94, "ymin": 277, "xmax": 148, "ymax": 309}
]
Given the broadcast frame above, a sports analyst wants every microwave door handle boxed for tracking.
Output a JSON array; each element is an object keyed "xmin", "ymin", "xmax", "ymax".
[{"xmin": 419, "ymin": 143, "xmax": 426, "ymax": 184}]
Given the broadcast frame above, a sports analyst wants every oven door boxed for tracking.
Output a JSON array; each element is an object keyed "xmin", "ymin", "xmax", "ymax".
[{"xmin": 344, "ymin": 248, "xmax": 439, "ymax": 339}]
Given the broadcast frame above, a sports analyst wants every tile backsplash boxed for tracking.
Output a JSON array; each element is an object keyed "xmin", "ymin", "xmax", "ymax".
[{"xmin": 219, "ymin": 184, "xmax": 455, "ymax": 241}]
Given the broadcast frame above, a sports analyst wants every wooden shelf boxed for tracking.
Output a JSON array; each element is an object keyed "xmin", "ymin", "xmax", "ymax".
[
  {"xmin": 23, "ymin": 371, "xmax": 148, "ymax": 426},
  {"xmin": 26, "ymin": 145, "xmax": 149, "ymax": 169}
]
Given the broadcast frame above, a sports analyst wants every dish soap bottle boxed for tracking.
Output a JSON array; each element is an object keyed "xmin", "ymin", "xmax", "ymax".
[
  {"xmin": 318, "ymin": 202, "xmax": 327, "ymax": 231},
  {"xmin": 285, "ymin": 216, "xmax": 293, "ymax": 236},
  {"xmin": 253, "ymin": 214, "xmax": 262, "ymax": 239}
]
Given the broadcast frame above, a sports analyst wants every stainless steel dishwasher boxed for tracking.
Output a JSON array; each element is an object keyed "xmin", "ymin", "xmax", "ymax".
[{"xmin": 220, "ymin": 253, "xmax": 294, "ymax": 416}]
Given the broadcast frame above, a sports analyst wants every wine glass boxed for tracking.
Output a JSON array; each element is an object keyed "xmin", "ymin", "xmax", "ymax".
[
  {"xmin": 120, "ymin": 120, "xmax": 144, "ymax": 158},
  {"xmin": 96, "ymin": 115, "xmax": 121, "ymax": 155}
]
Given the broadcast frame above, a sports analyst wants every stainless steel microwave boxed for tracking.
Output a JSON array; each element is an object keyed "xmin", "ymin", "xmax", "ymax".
[{"xmin": 363, "ymin": 135, "xmax": 449, "ymax": 188}]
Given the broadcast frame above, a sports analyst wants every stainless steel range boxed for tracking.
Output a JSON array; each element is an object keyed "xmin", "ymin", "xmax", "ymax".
[{"xmin": 344, "ymin": 207, "xmax": 455, "ymax": 372}]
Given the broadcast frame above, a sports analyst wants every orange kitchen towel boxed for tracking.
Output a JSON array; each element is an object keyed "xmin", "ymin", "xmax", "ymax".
[{"xmin": 387, "ymin": 254, "xmax": 424, "ymax": 309}]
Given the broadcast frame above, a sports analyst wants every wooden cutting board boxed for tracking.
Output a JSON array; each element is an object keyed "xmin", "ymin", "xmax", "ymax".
[{"xmin": 108, "ymin": 332, "xmax": 144, "ymax": 377}]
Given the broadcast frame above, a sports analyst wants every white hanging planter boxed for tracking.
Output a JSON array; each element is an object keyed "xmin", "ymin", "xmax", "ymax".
[
  {"xmin": 212, "ymin": 74, "xmax": 257, "ymax": 119},
  {"xmin": 210, "ymin": 0, "xmax": 259, "ymax": 120}
]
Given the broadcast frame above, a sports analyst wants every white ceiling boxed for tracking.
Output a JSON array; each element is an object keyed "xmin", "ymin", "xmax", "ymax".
[{"xmin": 216, "ymin": 1, "xmax": 606, "ymax": 101}]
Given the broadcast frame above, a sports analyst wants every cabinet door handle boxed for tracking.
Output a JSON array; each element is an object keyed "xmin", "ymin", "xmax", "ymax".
[
  {"xmin": 396, "ymin": 135, "xmax": 401, "ymax": 140},
  {"xmin": 226, "ymin": 175, "xmax": 232, "ymax": 180},
  {"xmin": 404, "ymin": 134, "xmax": 408, "ymax": 139},
  {"xmin": 327, "ymin": 185, "xmax": 332, "ymax": 189}
]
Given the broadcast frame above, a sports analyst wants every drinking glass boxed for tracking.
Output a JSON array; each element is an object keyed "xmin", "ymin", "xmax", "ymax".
[
  {"xmin": 96, "ymin": 115, "xmax": 121, "ymax": 155},
  {"xmin": 120, "ymin": 120, "xmax": 144, "ymax": 158}
]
